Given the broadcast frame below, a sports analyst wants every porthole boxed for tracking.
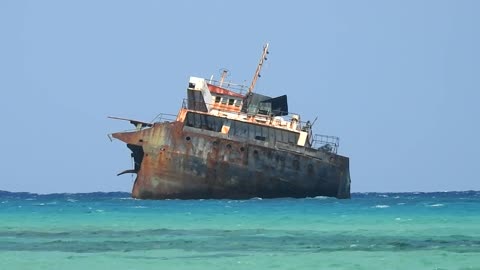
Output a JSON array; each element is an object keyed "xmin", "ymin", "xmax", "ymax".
[{"xmin": 186, "ymin": 136, "xmax": 191, "ymax": 141}]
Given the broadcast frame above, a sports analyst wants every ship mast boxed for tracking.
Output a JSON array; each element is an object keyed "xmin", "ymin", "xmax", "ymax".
[
  {"xmin": 248, "ymin": 43, "xmax": 269, "ymax": 94},
  {"xmin": 219, "ymin": 69, "xmax": 228, "ymax": 87}
]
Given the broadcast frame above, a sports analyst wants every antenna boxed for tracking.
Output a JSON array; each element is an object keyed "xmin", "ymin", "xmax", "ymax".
[
  {"xmin": 311, "ymin": 116, "xmax": 318, "ymax": 128},
  {"xmin": 248, "ymin": 43, "xmax": 269, "ymax": 94}
]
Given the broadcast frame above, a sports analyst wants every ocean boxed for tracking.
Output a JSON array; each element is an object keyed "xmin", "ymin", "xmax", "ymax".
[{"xmin": 0, "ymin": 191, "xmax": 479, "ymax": 270}]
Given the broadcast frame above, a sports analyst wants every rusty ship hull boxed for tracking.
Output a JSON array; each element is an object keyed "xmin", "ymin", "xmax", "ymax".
[{"xmin": 112, "ymin": 112, "xmax": 351, "ymax": 199}]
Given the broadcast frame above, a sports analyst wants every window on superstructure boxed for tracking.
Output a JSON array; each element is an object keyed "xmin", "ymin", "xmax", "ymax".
[
  {"xmin": 235, "ymin": 99, "xmax": 242, "ymax": 107},
  {"xmin": 215, "ymin": 96, "xmax": 221, "ymax": 103},
  {"xmin": 228, "ymin": 99, "xmax": 235, "ymax": 106},
  {"xmin": 255, "ymin": 135, "xmax": 266, "ymax": 141},
  {"xmin": 221, "ymin": 97, "xmax": 227, "ymax": 104},
  {"xmin": 185, "ymin": 112, "xmax": 224, "ymax": 132}
]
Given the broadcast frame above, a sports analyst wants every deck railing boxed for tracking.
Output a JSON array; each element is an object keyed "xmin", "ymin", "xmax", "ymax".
[
  {"xmin": 206, "ymin": 78, "xmax": 248, "ymax": 95},
  {"xmin": 311, "ymin": 134, "xmax": 340, "ymax": 154},
  {"xmin": 181, "ymin": 98, "xmax": 309, "ymax": 129},
  {"xmin": 149, "ymin": 113, "xmax": 177, "ymax": 124}
]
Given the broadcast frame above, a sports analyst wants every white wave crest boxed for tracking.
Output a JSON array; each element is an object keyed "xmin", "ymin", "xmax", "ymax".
[
  {"xmin": 428, "ymin": 203, "xmax": 444, "ymax": 207},
  {"xmin": 373, "ymin": 205, "xmax": 390, "ymax": 208}
]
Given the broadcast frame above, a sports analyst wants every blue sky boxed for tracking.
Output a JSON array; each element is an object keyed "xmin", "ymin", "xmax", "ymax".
[{"xmin": 1, "ymin": 0, "xmax": 478, "ymax": 193}]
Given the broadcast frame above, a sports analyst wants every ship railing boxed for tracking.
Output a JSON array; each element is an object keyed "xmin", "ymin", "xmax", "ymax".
[
  {"xmin": 206, "ymin": 78, "xmax": 248, "ymax": 95},
  {"xmin": 181, "ymin": 99, "xmax": 312, "ymax": 131},
  {"xmin": 182, "ymin": 99, "xmax": 246, "ymax": 111},
  {"xmin": 149, "ymin": 113, "xmax": 178, "ymax": 124},
  {"xmin": 111, "ymin": 113, "xmax": 177, "ymax": 134},
  {"xmin": 107, "ymin": 113, "xmax": 177, "ymax": 137},
  {"xmin": 311, "ymin": 134, "xmax": 340, "ymax": 154}
]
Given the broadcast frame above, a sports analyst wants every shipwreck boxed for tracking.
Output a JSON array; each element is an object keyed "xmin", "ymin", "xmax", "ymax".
[{"xmin": 109, "ymin": 44, "xmax": 351, "ymax": 199}]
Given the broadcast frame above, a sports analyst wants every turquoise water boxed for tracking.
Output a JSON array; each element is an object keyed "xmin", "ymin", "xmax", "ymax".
[{"xmin": 1, "ymin": 191, "xmax": 479, "ymax": 270}]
